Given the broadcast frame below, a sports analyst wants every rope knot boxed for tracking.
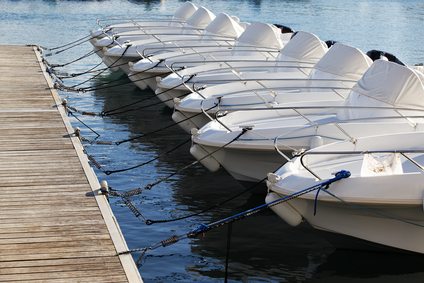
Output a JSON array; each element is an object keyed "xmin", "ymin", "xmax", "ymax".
[{"xmin": 335, "ymin": 170, "xmax": 351, "ymax": 179}]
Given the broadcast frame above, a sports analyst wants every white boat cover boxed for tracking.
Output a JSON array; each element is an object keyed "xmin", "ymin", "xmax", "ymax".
[
  {"xmin": 234, "ymin": 22, "xmax": 285, "ymax": 51},
  {"xmin": 276, "ymin": 31, "xmax": 328, "ymax": 63},
  {"xmin": 173, "ymin": 2, "xmax": 198, "ymax": 20},
  {"xmin": 183, "ymin": 6, "xmax": 216, "ymax": 31},
  {"xmin": 203, "ymin": 13, "xmax": 245, "ymax": 38},
  {"xmin": 339, "ymin": 60, "xmax": 424, "ymax": 120},
  {"xmin": 308, "ymin": 43, "xmax": 373, "ymax": 81}
]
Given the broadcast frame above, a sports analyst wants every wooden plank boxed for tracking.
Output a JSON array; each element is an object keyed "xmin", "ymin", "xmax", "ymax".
[{"xmin": 0, "ymin": 45, "xmax": 141, "ymax": 282}]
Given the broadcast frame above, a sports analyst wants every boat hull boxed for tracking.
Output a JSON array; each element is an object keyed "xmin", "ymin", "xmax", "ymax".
[
  {"xmin": 172, "ymin": 109, "xmax": 210, "ymax": 133},
  {"xmin": 266, "ymin": 195, "xmax": 424, "ymax": 254},
  {"xmin": 191, "ymin": 143, "xmax": 289, "ymax": 182}
]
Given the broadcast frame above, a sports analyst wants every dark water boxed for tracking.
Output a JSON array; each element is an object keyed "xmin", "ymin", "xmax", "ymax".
[{"xmin": 0, "ymin": 0, "xmax": 423, "ymax": 282}]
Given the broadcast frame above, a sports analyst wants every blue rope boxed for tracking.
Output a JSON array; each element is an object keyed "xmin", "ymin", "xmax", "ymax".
[
  {"xmin": 188, "ymin": 170, "xmax": 351, "ymax": 237},
  {"xmin": 314, "ymin": 184, "xmax": 329, "ymax": 216},
  {"xmin": 119, "ymin": 170, "xmax": 351, "ymax": 258}
]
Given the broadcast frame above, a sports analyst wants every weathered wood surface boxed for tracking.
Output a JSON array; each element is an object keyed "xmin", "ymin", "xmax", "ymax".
[{"xmin": 0, "ymin": 45, "xmax": 142, "ymax": 282}]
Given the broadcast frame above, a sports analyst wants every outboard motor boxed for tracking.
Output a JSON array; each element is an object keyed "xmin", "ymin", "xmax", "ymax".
[
  {"xmin": 325, "ymin": 40, "xmax": 337, "ymax": 48},
  {"xmin": 366, "ymin": 50, "xmax": 405, "ymax": 66},
  {"xmin": 273, "ymin": 24, "xmax": 294, "ymax": 34}
]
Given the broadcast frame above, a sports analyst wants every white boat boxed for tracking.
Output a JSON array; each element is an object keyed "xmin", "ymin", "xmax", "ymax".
[
  {"xmin": 89, "ymin": 1, "xmax": 199, "ymax": 46},
  {"xmin": 92, "ymin": 8, "xmax": 217, "ymax": 51},
  {"xmin": 155, "ymin": 31, "xmax": 328, "ymax": 108},
  {"xmin": 266, "ymin": 131, "xmax": 424, "ymax": 254},
  {"xmin": 190, "ymin": 59, "xmax": 424, "ymax": 182},
  {"xmin": 100, "ymin": 6, "xmax": 220, "ymax": 73},
  {"xmin": 126, "ymin": 22, "xmax": 290, "ymax": 90},
  {"xmin": 172, "ymin": 42, "xmax": 370, "ymax": 132}
]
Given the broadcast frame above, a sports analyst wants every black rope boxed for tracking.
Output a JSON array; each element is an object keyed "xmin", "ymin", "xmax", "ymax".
[
  {"xmin": 45, "ymin": 47, "xmax": 102, "ymax": 69},
  {"xmin": 79, "ymin": 59, "xmax": 167, "ymax": 92},
  {"xmin": 224, "ymin": 223, "xmax": 232, "ymax": 283},
  {"xmin": 69, "ymin": 96, "xmax": 211, "ymax": 146},
  {"xmin": 66, "ymin": 105, "xmax": 99, "ymax": 117},
  {"xmin": 113, "ymin": 100, "xmax": 214, "ymax": 144},
  {"xmin": 103, "ymin": 137, "xmax": 191, "ymax": 175},
  {"xmin": 112, "ymin": 127, "xmax": 249, "ymax": 199},
  {"xmin": 68, "ymin": 111, "xmax": 100, "ymax": 137},
  {"xmin": 57, "ymin": 61, "xmax": 105, "ymax": 79},
  {"xmin": 105, "ymin": 88, "xmax": 188, "ymax": 117},
  {"xmin": 59, "ymin": 92, "xmax": 157, "ymax": 117},
  {"xmin": 144, "ymin": 176, "xmax": 267, "ymax": 225},
  {"xmin": 43, "ymin": 35, "xmax": 98, "ymax": 56},
  {"xmin": 40, "ymin": 34, "xmax": 93, "ymax": 51},
  {"xmin": 79, "ymin": 71, "xmax": 158, "ymax": 93},
  {"xmin": 100, "ymin": 93, "xmax": 158, "ymax": 116},
  {"xmin": 69, "ymin": 44, "xmax": 131, "ymax": 89}
]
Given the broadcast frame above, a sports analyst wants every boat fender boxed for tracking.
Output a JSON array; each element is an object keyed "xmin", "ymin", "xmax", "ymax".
[
  {"xmin": 190, "ymin": 144, "xmax": 221, "ymax": 172},
  {"xmin": 266, "ymin": 192, "xmax": 302, "ymax": 226},
  {"xmin": 267, "ymin": 172, "xmax": 281, "ymax": 184},
  {"xmin": 190, "ymin": 128, "xmax": 199, "ymax": 136},
  {"xmin": 173, "ymin": 97, "xmax": 181, "ymax": 105},
  {"xmin": 309, "ymin": 136, "xmax": 323, "ymax": 149}
]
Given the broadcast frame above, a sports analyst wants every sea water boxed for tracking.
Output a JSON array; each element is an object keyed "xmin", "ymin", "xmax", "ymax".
[{"xmin": 0, "ymin": 0, "xmax": 423, "ymax": 282}]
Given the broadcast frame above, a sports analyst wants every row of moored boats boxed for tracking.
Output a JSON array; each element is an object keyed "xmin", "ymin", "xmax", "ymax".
[{"xmin": 87, "ymin": 2, "xmax": 424, "ymax": 254}]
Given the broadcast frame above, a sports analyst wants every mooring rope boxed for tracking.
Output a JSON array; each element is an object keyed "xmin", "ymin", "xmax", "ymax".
[
  {"xmin": 55, "ymin": 58, "xmax": 169, "ymax": 93},
  {"xmin": 116, "ymin": 171, "xmax": 351, "ymax": 263},
  {"xmin": 107, "ymin": 128, "xmax": 250, "ymax": 222},
  {"xmin": 68, "ymin": 111, "xmax": 100, "ymax": 137},
  {"xmin": 39, "ymin": 33, "xmax": 96, "ymax": 52},
  {"xmin": 143, "ymin": 176, "xmax": 267, "ymax": 225},
  {"xmin": 71, "ymin": 97, "xmax": 212, "ymax": 146},
  {"xmin": 44, "ymin": 47, "xmax": 102, "ymax": 69},
  {"xmin": 110, "ymin": 127, "xmax": 249, "ymax": 202},
  {"xmin": 56, "ymin": 61, "xmax": 105, "ymax": 79},
  {"xmin": 69, "ymin": 44, "xmax": 131, "ymax": 89},
  {"xmin": 113, "ymin": 99, "xmax": 214, "ymax": 145},
  {"xmin": 42, "ymin": 35, "xmax": 99, "ymax": 57},
  {"xmin": 103, "ymin": 137, "xmax": 191, "ymax": 175}
]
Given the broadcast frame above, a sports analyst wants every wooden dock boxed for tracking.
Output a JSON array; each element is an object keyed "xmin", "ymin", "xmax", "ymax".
[{"xmin": 0, "ymin": 45, "xmax": 142, "ymax": 282}]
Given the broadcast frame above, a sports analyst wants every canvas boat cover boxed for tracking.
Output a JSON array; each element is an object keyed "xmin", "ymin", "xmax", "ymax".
[
  {"xmin": 203, "ymin": 13, "xmax": 245, "ymax": 38},
  {"xmin": 308, "ymin": 43, "xmax": 373, "ymax": 81},
  {"xmin": 338, "ymin": 60, "xmax": 424, "ymax": 119},
  {"xmin": 173, "ymin": 2, "xmax": 198, "ymax": 20},
  {"xmin": 277, "ymin": 31, "xmax": 328, "ymax": 64},
  {"xmin": 234, "ymin": 22, "xmax": 285, "ymax": 50},
  {"xmin": 184, "ymin": 7, "xmax": 216, "ymax": 30}
]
